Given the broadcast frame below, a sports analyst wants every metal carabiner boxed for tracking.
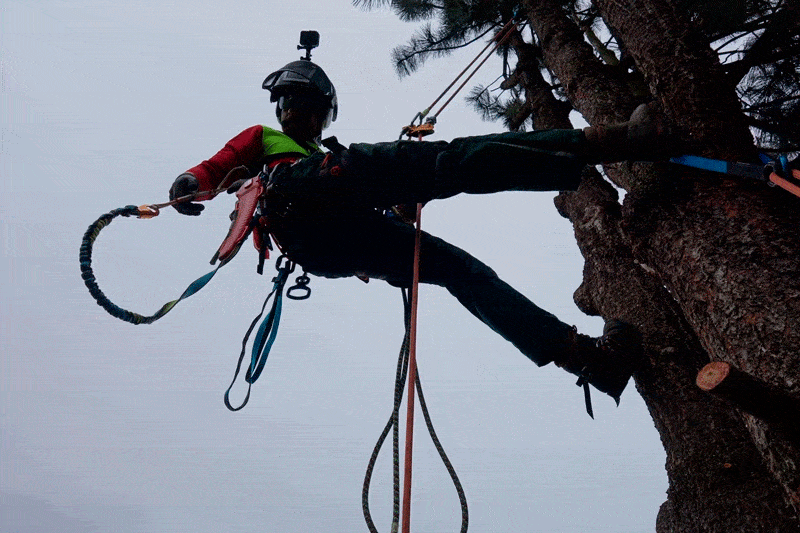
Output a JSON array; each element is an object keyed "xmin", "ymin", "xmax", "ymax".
[
  {"xmin": 275, "ymin": 254, "xmax": 296, "ymax": 273},
  {"xmin": 272, "ymin": 255, "xmax": 296, "ymax": 285},
  {"xmin": 287, "ymin": 273, "xmax": 311, "ymax": 300}
]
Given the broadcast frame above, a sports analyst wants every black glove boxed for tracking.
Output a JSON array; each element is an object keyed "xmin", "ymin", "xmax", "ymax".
[{"xmin": 169, "ymin": 173, "xmax": 205, "ymax": 216}]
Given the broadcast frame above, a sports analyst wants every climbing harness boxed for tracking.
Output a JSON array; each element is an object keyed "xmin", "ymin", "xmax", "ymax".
[
  {"xmin": 80, "ymin": 165, "xmax": 312, "ymax": 410},
  {"xmin": 400, "ymin": 15, "xmax": 523, "ymax": 140},
  {"xmin": 362, "ymin": 289, "xmax": 468, "ymax": 533},
  {"xmin": 670, "ymin": 153, "xmax": 800, "ymax": 198}
]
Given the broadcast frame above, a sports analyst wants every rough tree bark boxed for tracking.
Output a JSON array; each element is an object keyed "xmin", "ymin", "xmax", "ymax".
[
  {"xmin": 517, "ymin": 0, "xmax": 800, "ymax": 530},
  {"xmin": 554, "ymin": 172, "xmax": 798, "ymax": 532}
]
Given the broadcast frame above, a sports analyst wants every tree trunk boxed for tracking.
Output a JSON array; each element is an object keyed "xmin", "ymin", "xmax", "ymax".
[
  {"xmin": 555, "ymin": 174, "xmax": 800, "ymax": 532},
  {"xmin": 520, "ymin": 0, "xmax": 800, "ymax": 529}
]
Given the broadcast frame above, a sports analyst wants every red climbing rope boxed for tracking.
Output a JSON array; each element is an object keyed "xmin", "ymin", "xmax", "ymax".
[
  {"xmin": 402, "ymin": 202, "xmax": 423, "ymax": 533},
  {"xmin": 394, "ymin": 15, "xmax": 523, "ymax": 530}
]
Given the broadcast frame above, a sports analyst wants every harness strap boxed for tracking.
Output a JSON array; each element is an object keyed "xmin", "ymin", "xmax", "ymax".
[
  {"xmin": 224, "ymin": 255, "xmax": 295, "ymax": 411},
  {"xmin": 213, "ymin": 176, "xmax": 265, "ymax": 266}
]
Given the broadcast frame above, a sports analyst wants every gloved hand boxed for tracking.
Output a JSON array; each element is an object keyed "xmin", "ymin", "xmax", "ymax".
[{"xmin": 169, "ymin": 173, "xmax": 205, "ymax": 216}]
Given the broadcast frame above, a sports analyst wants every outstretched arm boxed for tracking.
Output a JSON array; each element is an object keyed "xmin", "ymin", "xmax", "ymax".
[
  {"xmin": 169, "ymin": 126, "xmax": 265, "ymax": 215},
  {"xmin": 184, "ymin": 125, "xmax": 265, "ymax": 199}
]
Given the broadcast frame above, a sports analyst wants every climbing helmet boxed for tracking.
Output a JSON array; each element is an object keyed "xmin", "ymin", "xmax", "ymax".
[{"xmin": 263, "ymin": 60, "xmax": 338, "ymax": 129}]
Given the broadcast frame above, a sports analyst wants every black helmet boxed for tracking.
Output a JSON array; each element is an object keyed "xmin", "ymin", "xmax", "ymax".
[{"xmin": 263, "ymin": 60, "xmax": 338, "ymax": 129}]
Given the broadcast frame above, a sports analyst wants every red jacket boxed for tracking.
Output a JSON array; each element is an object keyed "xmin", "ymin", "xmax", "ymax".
[{"xmin": 185, "ymin": 125, "xmax": 321, "ymax": 198}]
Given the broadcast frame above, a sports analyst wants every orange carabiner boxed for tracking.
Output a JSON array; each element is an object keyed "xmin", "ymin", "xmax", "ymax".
[
  {"xmin": 400, "ymin": 122, "xmax": 436, "ymax": 140},
  {"xmin": 137, "ymin": 205, "xmax": 160, "ymax": 219}
]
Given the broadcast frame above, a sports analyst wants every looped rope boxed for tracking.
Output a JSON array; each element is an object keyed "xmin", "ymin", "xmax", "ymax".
[
  {"xmin": 79, "ymin": 205, "xmax": 221, "ymax": 325},
  {"xmin": 80, "ymin": 203, "xmax": 304, "ymax": 410},
  {"xmin": 79, "ymin": 166, "xmax": 249, "ymax": 325},
  {"xmin": 362, "ymin": 290, "xmax": 468, "ymax": 533}
]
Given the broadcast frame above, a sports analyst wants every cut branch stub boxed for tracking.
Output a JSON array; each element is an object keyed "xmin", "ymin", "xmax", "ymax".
[
  {"xmin": 696, "ymin": 361, "xmax": 733, "ymax": 391},
  {"xmin": 697, "ymin": 361, "xmax": 800, "ymax": 445}
]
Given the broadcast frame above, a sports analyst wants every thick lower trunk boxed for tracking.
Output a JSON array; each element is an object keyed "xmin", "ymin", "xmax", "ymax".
[
  {"xmin": 592, "ymin": 0, "xmax": 800, "ymax": 509},
  {"xmin": 555, "ymin": 174, "xmax": 800, "ymax": 532},
  {"xmin": 624, "ymin": 174, "xmax": 800, "ymax": 512}
]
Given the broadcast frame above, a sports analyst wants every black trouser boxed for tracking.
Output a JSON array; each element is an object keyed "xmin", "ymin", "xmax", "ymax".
[
  {"xmin": 278, "ymin": 129, "xmax": 587, "ymax": 209},
  {"xmin": 270, "ymin": 129, "xmax": 588, "ymax": 365}
]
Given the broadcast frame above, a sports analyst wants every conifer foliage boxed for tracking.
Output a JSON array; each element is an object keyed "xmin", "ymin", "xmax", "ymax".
[{"xmin": 357, "ymin": 0, "xmax": 798, "ymax": 149}]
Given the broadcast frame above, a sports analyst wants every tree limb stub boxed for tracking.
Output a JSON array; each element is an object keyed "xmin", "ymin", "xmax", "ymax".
[{"xmin": 697, "ymin": 361, "xmax": 800, "ymax": 445}]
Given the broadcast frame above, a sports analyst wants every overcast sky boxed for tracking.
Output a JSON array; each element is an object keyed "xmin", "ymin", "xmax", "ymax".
[{"xmin": 2, "ymin": 1, "xmax": 666, "ymax": 532}]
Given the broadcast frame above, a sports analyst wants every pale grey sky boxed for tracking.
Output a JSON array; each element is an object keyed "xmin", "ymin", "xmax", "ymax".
[{"xmin": 2, "ymin": 1, "xmax": 665, "ymax": 531}]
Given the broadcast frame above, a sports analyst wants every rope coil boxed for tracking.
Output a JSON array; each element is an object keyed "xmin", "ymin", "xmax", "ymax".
[{"xmin": 79, "ymin": 205, "xmax": 222, "ymax": 325}]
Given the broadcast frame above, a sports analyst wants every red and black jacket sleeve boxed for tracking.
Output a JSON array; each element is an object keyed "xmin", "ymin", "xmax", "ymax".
[{"xmin": 183, "ymin": 125, "xmax": 265, "ymax": 200}]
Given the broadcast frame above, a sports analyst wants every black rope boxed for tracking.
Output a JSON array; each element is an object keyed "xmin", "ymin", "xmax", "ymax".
[
  {"xmin": 415, "ymin": 365, "xmax": 469, "ymax": 533},
  {"xmin": 362, "ymin": 289, "xmax": 468, "ymax": 533},
  {"xmin": 363, "ymin": 290, "xmax": 411, "ymax": 533},
  {"xmin": 80, "ymin": 206, "xmax": 156, "ymax": 324},
  {"xmin": 79, "ymin": 205, "xmax": 221, "ymax": 325}
]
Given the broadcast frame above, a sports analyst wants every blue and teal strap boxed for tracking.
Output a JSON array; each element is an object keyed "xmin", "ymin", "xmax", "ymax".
[
  {"xmin": 224, "ymin": 256, "xmax": 295, "ymax": 411},
  {"xmin": 670, "ymin": 153, "xmax": 794, "ymax": 182},
  {"xmin": 670, "ymin": 154, "xmax": 765, "ymax": 180}
]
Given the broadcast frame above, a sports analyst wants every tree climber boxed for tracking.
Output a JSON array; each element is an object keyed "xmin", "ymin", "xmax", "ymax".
[{"xmin": 169, "ymin": 59, "xmax": 674, "ymax": 406}]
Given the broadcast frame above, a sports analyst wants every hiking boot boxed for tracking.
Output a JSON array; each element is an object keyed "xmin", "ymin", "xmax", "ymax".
[
  {"xmin": 555, "ymin": 320, "xmax": 644, "ymax": 412},
  {"xmin": 583, "ymin": 103, "xmax": 682, "ymax": 163}
]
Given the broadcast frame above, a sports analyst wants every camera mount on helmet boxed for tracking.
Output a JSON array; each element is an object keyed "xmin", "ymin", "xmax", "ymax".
[{"xmin": 298, "ymin": 30, "xmax": 319, "ymax": 61}]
